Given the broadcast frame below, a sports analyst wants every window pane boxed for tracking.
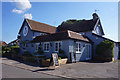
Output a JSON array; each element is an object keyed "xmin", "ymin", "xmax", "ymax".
[
  {"xmin": 79, "ymin": 43, "xmax": 81, "ymax": 51},
  {"xmin": 59, "ymin": 42, "xmax": 61, "ymax": 50},
  {"xmin": 47, "ymin": 43, "xmax": 49, "ymax": 51},
  {"xmin": 44, "ymin": 43, "xmax": 46, "ymax": 50},
  {"xmin": 76, "ymin": 43, "xmax": 78, "ymax": 51},
  {"xmin": 55, "ymin": 43, "xmax": 58, "ymax": 51}
]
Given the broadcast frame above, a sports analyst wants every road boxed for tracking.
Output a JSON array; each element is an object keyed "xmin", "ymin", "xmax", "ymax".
[{"xmin": 2, "ymin": 64, "xmax": 60, "ymax": 78}]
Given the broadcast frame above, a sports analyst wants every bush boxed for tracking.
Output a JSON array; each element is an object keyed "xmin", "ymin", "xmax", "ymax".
[
  {"xmin": 22, "ymin": 51, "xmax": 35, "ymax": 62},
  {"xmin": 58, "ymin": 49, "xmax": 64, "ymax": 54},
  {"xmin": 58, "ymin": 57, "xmax": 61, "ymax": 59},
  {"xmin": 58, "ymin": 49, "xmax": 67, "ymax": 59},
  {"xmin": 34, "ymin": 48, "xmax": 43, "ymax": 56},
  {"xmin": 96, "ymin": 40, "xmax": 114, "ymax": 58},
  {"xmin": 23, "ymin": 51, "xmax": 33, "ymax": 57},
  {"xmin": 10, "ymin": 46, "xmax": 20, "ymax": 54}
]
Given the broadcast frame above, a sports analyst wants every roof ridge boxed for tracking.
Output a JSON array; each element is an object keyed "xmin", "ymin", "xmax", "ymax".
[{"xmin": 26, "ymin": 18, "xmax": 56, "ymax": 28}]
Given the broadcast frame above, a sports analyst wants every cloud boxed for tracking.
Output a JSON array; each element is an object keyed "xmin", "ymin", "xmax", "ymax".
[
  {"xmin": 12, "ymin": 0, "xmax": 32, "ymax": 14},
  {"xmin": 23, "ymin": 13, "xmax": 32, "ymax": 19},
  {"xmin": 14, "ymin": 0, "xmax": 32, "ymax": 10},
  {"xmin": 12, "ymin": 8, "xmax": 24, "ymax": 14}
]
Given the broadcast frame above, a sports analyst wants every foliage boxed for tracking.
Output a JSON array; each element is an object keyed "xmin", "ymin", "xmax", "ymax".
[
  {"xmin": 10, "ymin": 46, "xmax": 20, "ymax": 54},
  {"xmin": 24, "ymin": 51, "xmax": 29, "ymax": 54},
  {"xmin": 34, "ymin": 48, "xmax": 43, "ymax": 55},
  {"xmin": 22, "ymin": 51, "xmax": 33, "ymax": 57},
  {"xmin": 0, "ymin": 43, "xmax": 1, "ymax": 54},
  {"xmin": 2, "ymin": 46, "xmax": 11, "ymax": 53},
  {"xmin": 61, "ymin": 19, "xmax": 82, "ymax": 25},
  {"xmin": 58, "ymin": 49, "xmax": 64, "ymax": 54},
  {"xmin": 11, "ymin": 46, "xmax": 19, "ymax": 48},
  {"xmin": 58, "ymin": 57, "xmax": 61, "ymax": 59},
  {"xmin": 58, "ymin": 49, "xmax": 67, "ymax": 59},
  {"xmin": 96, "ymin": 40, "xmax": 114, "ymax": 58}
]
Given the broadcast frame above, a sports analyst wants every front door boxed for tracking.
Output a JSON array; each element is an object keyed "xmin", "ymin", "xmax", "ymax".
[{"xmin": 86, "ymin": 45, "xmax": 91, "ymax": 60}]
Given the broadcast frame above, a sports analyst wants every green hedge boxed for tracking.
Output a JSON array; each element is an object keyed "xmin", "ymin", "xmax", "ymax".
[{"xmin": 96, "ymin": 40, "xmax": 114, "ymax": 58}]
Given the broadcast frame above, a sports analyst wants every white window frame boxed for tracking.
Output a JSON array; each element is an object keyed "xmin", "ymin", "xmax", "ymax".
[
  {"xmin": 43, "ymin": 42, "xmax": 50, "ymax": 52},
  {"xmin": 54, "ymin": 41, "xmax": 62, "ymax": 52},
  {"xmin": 75, "ymin": 42, "xmax": 82, "ymax": 53}
]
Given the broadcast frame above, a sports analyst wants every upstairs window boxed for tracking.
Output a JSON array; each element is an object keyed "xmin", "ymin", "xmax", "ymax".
[{"xmin": 44, "ymin": 42, "xmax": 50, "ymax": 52}]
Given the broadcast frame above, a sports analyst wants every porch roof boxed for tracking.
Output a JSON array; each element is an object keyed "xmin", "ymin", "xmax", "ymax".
[{"xmin": 31, "ymin": 30, "xmax": 92, "ymax": 43}]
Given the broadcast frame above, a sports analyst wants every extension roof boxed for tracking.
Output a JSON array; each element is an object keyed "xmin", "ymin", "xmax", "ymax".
[{"xmin": 31, "ymin": 30, "xmax": 92, "ymax": 43}]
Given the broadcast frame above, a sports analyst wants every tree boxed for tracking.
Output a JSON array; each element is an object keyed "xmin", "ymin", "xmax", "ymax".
[{"xmin": 96, "ymin": 40, "xmax": 114, "ymax": 58}]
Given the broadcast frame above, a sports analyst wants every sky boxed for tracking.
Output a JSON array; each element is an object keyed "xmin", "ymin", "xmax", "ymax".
[{"xmin": 2, "ymin": 1, "xmax": 118, "ymax": 43}]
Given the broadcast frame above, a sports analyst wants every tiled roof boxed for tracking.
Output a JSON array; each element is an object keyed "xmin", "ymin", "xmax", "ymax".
[
  {"xmin": 8, "ymin": 39, "xmax": 19, "ymax": 45},
  {"xmin": 0, "ymin": 41, "xmax": 7, "ymax": 46},
  {"xmin": 57, "ymin": 18, "xmax": 104, "ymax": 35},
  {"xmin": 57, "ymin": 19, "xmax": 97, "ymax": 32},
  {"xmin": 31, "ymin": 30, "xmax": 92, "ymax": 43},
  {"xmin": 19, "ymin": 19, "xmax": 56, "ymax": 34}
]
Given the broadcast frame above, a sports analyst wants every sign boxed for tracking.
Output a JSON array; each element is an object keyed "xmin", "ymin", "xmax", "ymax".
[
  {"xmin": 52, "ymin": 53, "xmax": 59, "ymax": 67},
  {"xmin": 48, "ymin": 53, "xmax": 60, "ymax": 69}
]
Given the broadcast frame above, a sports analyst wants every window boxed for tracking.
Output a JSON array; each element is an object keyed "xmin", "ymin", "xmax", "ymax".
[
  {"xmin": 44, "ymin": 42, "xmax": 50, "ymax": 52},
  {"xmin": 55, "ymin": 41, "xmax": 62, "ymax": 52},
  {"xmin": 35, "ymin": 43, "xmax": 40, "ymax": 51},
  {"xmin": 75, "ymin": 42, "xmax": 82, "ymax": 53}
]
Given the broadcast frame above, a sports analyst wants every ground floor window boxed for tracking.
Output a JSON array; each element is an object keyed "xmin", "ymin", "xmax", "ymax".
[
  {"xmin": 75, "ymin": 42, "xmax": 82, "ymax": 53},
  {"xmin": 35, "ymin": 43, "xmax": 40, "ymax": 51},
  {"xmin": 55, "ymin": 41, "xmax": 62, "ymax": 52},
  {"xmin": 44, "ymin": 42, "xmax": 50, "ymax": 52}
]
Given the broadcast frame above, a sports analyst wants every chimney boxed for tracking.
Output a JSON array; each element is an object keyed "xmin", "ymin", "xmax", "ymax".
[{"xmin": 92, "ymin": 13, "xmax": 99, "ymax": 21}]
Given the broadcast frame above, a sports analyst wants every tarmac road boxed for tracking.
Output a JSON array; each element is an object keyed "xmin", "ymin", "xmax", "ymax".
[{"xmin": 2, "ymin": 64, "xmax": 60, "ymax": 78}]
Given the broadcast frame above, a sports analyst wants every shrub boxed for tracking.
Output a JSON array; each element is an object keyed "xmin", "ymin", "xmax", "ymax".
[
  {"xmin": 23, "ymin": 51, "xmax": 33, "ymax": 57},
  {"xmin": 58, "ymin": 57, "xmax": 61, "ymax": 59},
  {"xmin": 58, "ymin": 49, "xmax": 64, "ymax": 54},
  {"xmin": 58, "ymin": 49, "xmax": 67, "ymax": 58},
  {"xmin": 10, "ymin": 46, "xmax": 20, "ymax": 54},
  {"xmin": 96, "ymin": 40, "xmax": 114, "ymax": 58},
  {"xmin": 34, "ymin": 48, "xmax": 43, "ymax": 56}
]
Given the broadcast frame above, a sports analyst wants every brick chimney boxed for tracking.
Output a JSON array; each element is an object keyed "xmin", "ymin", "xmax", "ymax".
[{"xmin": 92, "ymin": 13, "xmax": 99, "ymax": 21}]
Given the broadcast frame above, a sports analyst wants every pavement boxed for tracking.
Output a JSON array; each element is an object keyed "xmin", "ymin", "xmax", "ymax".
[{"xmin": 1, "ymin": 57, "xmax": 119, "ymax": 78}]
